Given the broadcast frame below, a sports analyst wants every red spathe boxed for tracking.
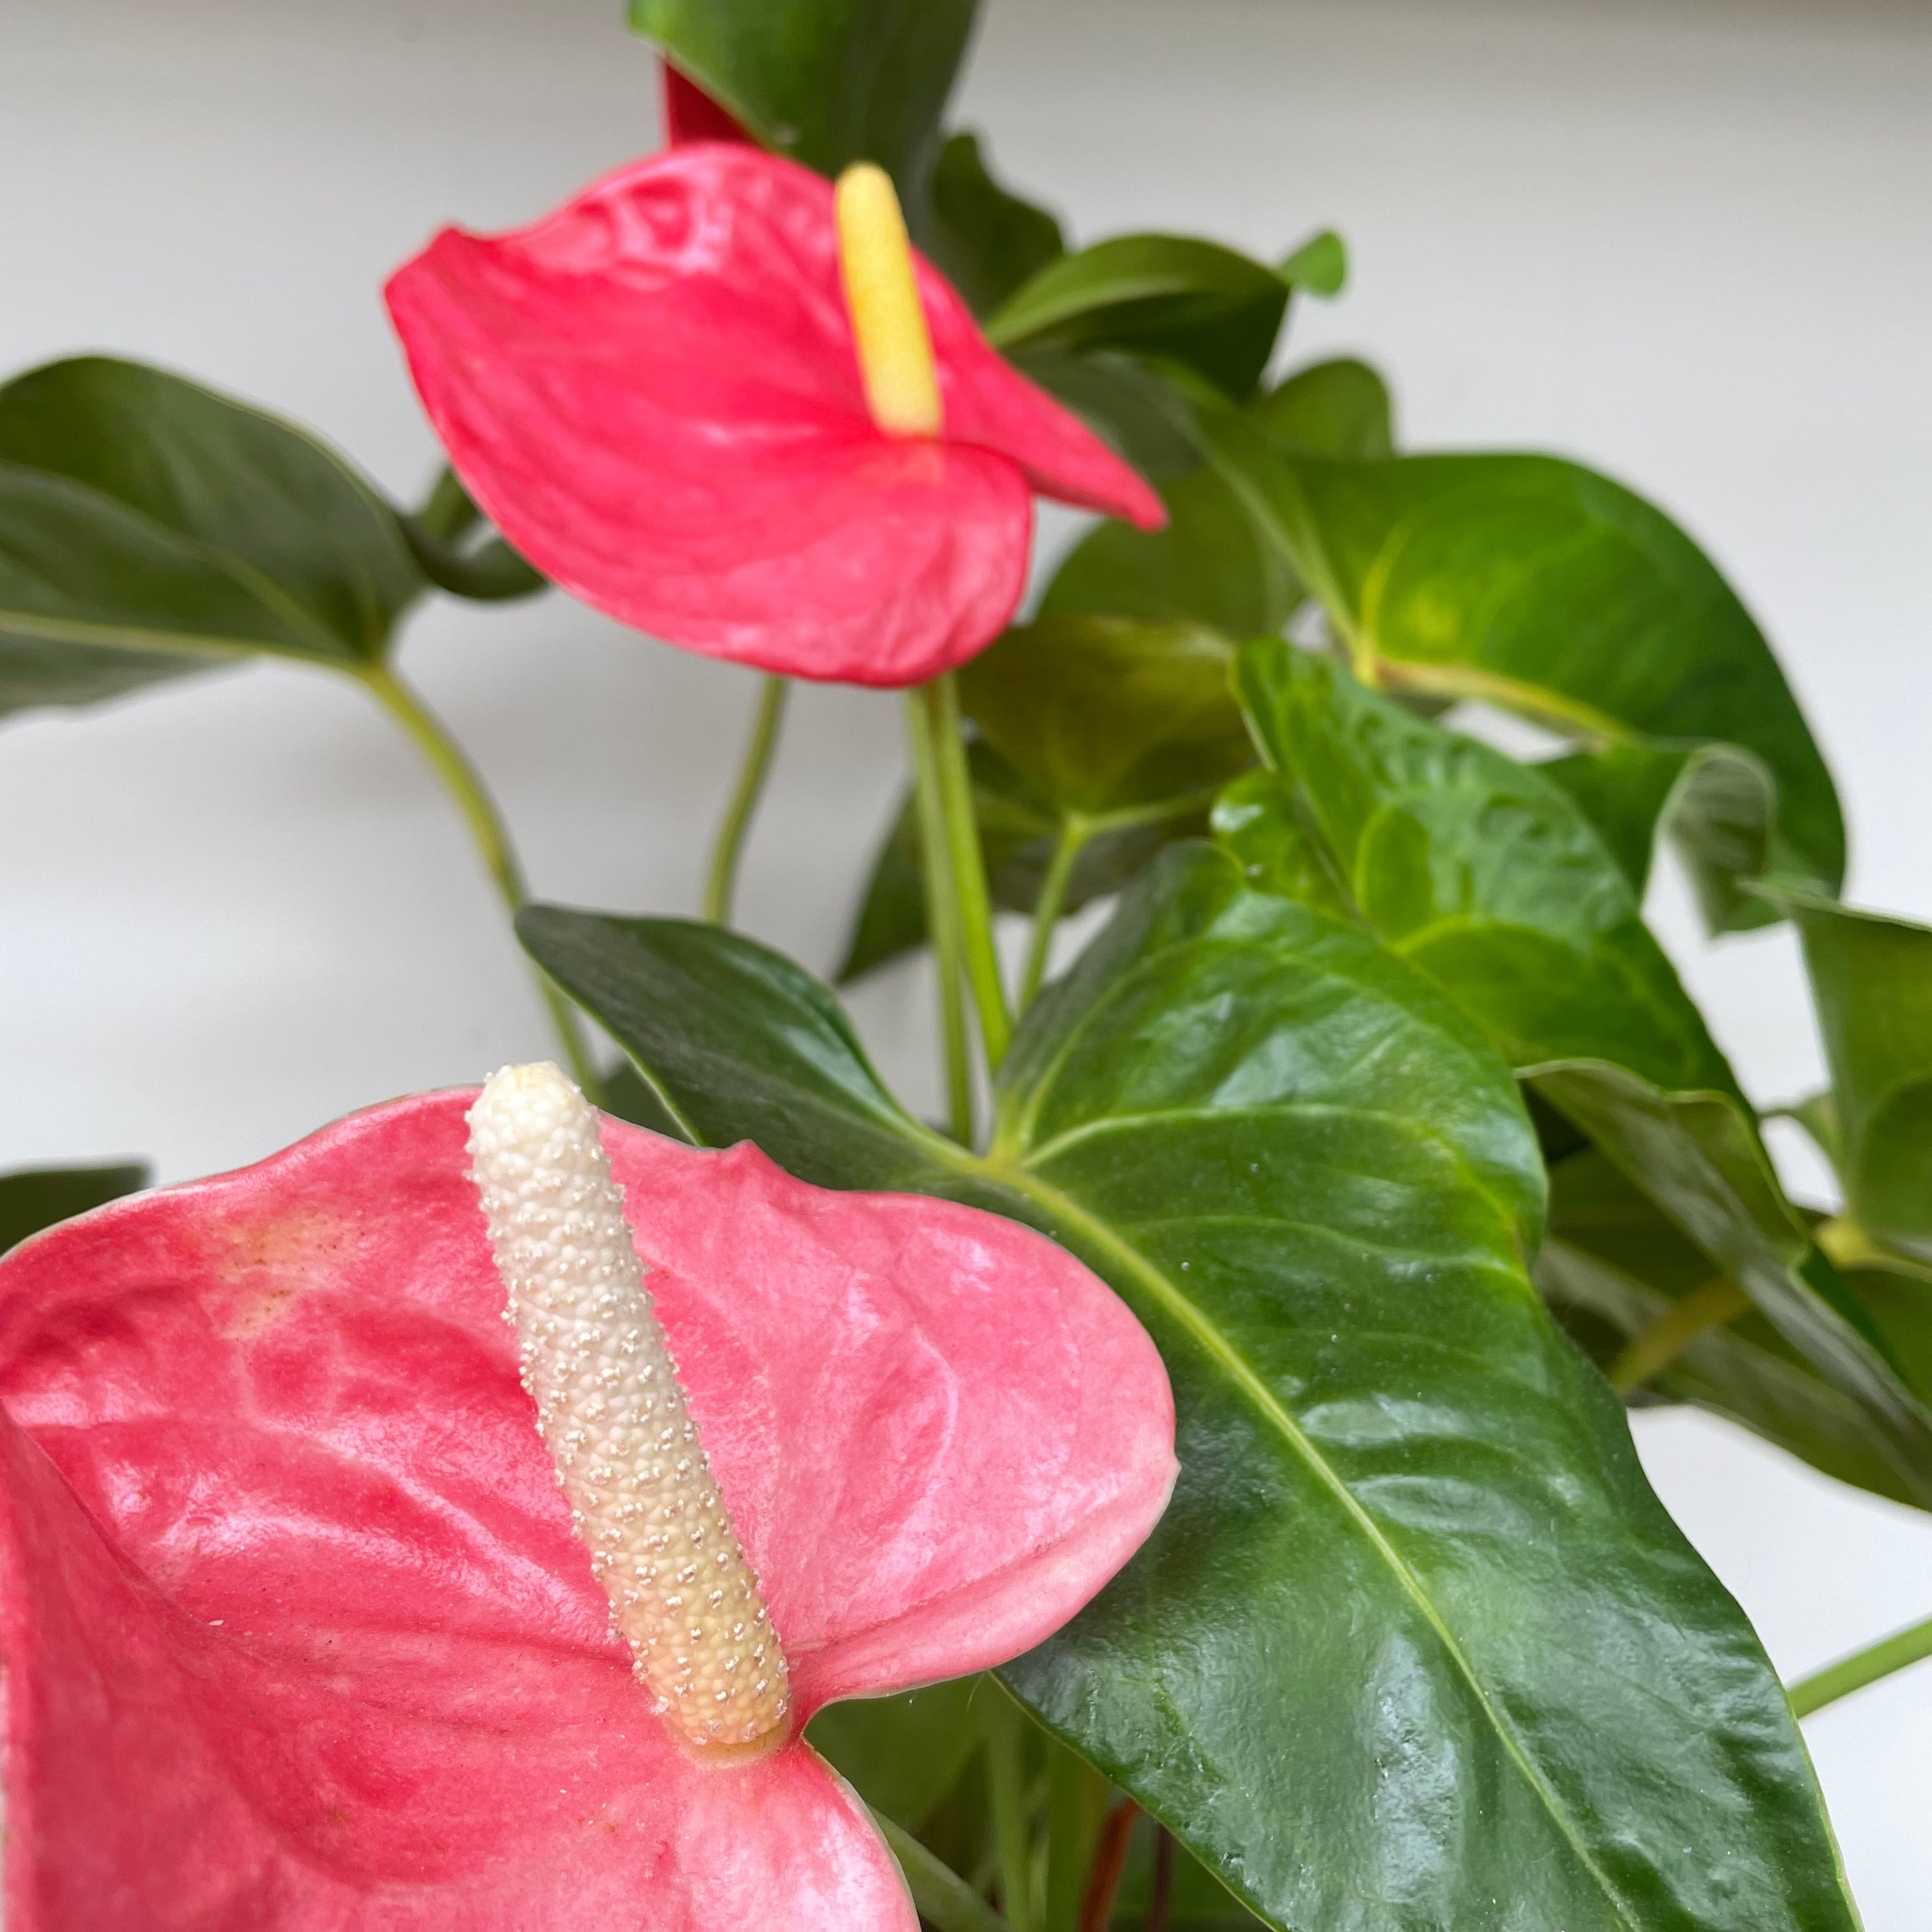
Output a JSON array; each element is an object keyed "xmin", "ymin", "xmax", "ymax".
[
  {"xmin": 385, "ymin": 146, "xmax": 1164, "ymax": 686},
  {"xmin": 0, "ymin": 1091, "xmax": 1176, "ymax": 1929}
]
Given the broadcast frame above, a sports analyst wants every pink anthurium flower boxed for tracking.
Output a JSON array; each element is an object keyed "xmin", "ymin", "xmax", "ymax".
[
  {"xmin": 0, "ymin": 1071, "xmax": 1176, "ymax": 1931},
  {"xmin": 384, "ymin": 144, "xmax": 1165, "ymax": 687}
]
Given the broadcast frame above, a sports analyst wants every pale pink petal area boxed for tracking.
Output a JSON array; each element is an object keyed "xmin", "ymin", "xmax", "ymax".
[
  {"xmin": 0, "ymin": 1089, "xmax": 1174, "ymax": 1926},
  {"xmin": 385, "ymin": 145, "xmax": 1161, "ymax": 686}
]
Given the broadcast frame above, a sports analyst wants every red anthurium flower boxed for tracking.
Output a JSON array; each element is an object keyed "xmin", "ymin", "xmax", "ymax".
[
  {"xmin": 0, "ymin": 1073, "xmax": 1175, "ymax": 1930},
  {"xmin": 384, "ymin": 144, "xmax": 1165, "ymax": 687}
]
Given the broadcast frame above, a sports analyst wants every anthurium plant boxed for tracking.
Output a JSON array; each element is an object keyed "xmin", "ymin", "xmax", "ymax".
[{"xmin": 1, "ymin": 3, "xmax": 1927, "ymax": 1929}]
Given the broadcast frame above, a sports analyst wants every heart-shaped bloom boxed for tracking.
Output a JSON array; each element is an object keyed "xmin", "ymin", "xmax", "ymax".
[
  {"xmin": 0, "ymin": 1082, "xmax": 1175, "ymax": 1929},
  {"xmin": 384, "ymin": 144, "xmax": 1164, "ymax": 686}
]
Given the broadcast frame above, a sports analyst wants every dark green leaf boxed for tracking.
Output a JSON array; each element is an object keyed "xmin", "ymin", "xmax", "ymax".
[
  {"xmin": 1537, "ymin": 1148, "xmax": 1929, "ymax": 1506},
  {"xmin": 1193, "ymin": 417, "xmax": 1844, "ymax": 913},
  {"xmin": 0, "ymin": 1162, "xmax": 148, "ymax": 1255},
  {"xmin": 596, "ymin": 1060, "xmax": 689, "ymax": 1140},
  {"xmin": 525, "ymin": 860, "xmax": 1856, "ymax": 1932},
  {"xmin": 926, "ymin": 131, "xmax": 1064, "ymax": 318},
  {"xmin": 1209, "ymin": 769, "xmax": 1356, "ymax": 923},
  {"xmin": 1542, "ymin": 739, "xmax": 1776, "ymax": 935},
  {"xmin": 630, "ymin": 0, "xmax": 976, "ymax": 206},
  {"xmin": 958, "ymin": 616, "xmax": 1251, "ymax": 818},
  {"xmin": 988, "ymin": 234, "xmax": 1340, "ymax": 401},
  {"xmin": 1768, "ymin": 888, "xmax": 1932, "ymax": 1261},
  {"xmin": 0, "ymin": 356, "xmax": 423, "ymax": 720},
  {"xmin": 1231, "ymin": 640, "xmax": 1735, "ymax": 1092},
  {"xmin": 1251, "ymin": 356, "xmax": 1392, "ymax": 459},
  {"xmin": 1011, "ymin": 348, "xmax": 1206, "ymax": 487},
  {"xmin": 806, "ymin": 1676, "xmax": 985, "ymax": 1828}
]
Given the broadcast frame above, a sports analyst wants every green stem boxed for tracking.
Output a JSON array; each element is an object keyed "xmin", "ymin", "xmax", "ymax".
[
  {"xmin": 983, "ymin": 1690, "xmax": 1037, "ymax": 1932},
  {"xmin": 871, "ymin": 1810, "xmax": 1012, "ymax": 1932},
  {"xmin": 703, "ymin": 675, "xmax": 789, "ymax": 926},
  {"xmin": 1607, "ymin": 1277, "xmax": 1751, "ymax": 1396},
  {"xmin": 1788, "ymin": 1611, "xmax": 1932, "ymax": 1717},
  {"xmin": 1020, "ymin": 817, "xmax": 1090, "ymax": 1013},
  {"xmin": 360, "ymin": 663, "xmax": 602, "ymax": 1101},
  {"xmin": 924, "ymin": 674, "xmax": 1012, "ymax": 1069},
  {"xmin": 906, "ymin": 691, "xmax": 974, "ymax": 1144}
]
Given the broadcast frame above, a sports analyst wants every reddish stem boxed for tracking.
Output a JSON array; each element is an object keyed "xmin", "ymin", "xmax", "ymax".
[
  {"xmin": 1147, "ymin": 1827, "xmax": 1176, "ymax": 1932},
  {"xmin": 1078, "ymin": 1799, "xmax": 1141, "ymax": 1932}
]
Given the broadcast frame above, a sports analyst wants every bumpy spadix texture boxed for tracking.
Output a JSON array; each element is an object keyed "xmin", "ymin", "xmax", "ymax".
[
  {"xmin": 468, "ymin": 1063, "xmax": 788, "ymax": 1752},
  {"xmin": 384, "ymin": 144, "xmax": 1164, "ymax": 686},
  {"xmin": 0, "ymin": 1090, "xmax": 1175, "ymax": 1930}
]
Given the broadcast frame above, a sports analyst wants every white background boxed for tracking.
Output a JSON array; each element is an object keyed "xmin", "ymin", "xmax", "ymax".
[{"xmin": 4, "ymin": 0, "xmax": 1929, "ymax": 1919}]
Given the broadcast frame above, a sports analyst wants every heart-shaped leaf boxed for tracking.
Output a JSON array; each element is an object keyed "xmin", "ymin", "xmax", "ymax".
[
  {"xmin": 630, "ymin": 0, "xmax": 977, "ymax": 208},
  {"xmin": 0, "ymin": 1163, "xmax": 148, "ymax": 1257},
  {"xmin": 0, "ymin": 356, "xmax": 423, "ymax": 721},
  {"xmin": 1192, "ymin": 412, "xmax": 1843, "ymax": 919},
  {"xmin": 987, "ymin": 233, "xmax": 1344, "ymax": 402},
  {"xmin": 521, "ymin": 863, "xmax": 1857, "ymax": 1932},
  {"xmin": 926, "ymin": 131, "xmax": 1065, "ymax": 318}
]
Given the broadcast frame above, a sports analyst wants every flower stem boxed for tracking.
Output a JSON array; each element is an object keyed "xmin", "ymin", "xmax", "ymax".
[
  {"xmin": 359, "ymin": 663, "xmax": 602, "ymax": 1101},
  {"xmin": 906, "ymin": 690, "xmax": 974, "ymax": 1144},
  {"xmin": 924, "ymin": 674, "xmax": 1011, "ymax": 1069},
  {"xmin": 1788, "ymin": 1611, "xmax": 1932, "ymax": 1717},
  {"xmin": 703, "ymin": 675, "xmax": 789, "ymax": 926},
  {"xmin": 983, "ymin": 1691, "xmax": 1037, "ymax": 1932},
  {"xmin": 1078, "ymin": 1800, "xmax": 1140, "ymax": 1932},
  {"xmin": 1607, "ymin": 1277, "xmax": 1751, "ymax": 1396},
  {"xmin": 1020, "ymin": 816, "xmax": 1090, "ymax": 1012},
  {"xmin": 871, "ymin": 1809, "xmax": 1013, "ymax": 1932}
]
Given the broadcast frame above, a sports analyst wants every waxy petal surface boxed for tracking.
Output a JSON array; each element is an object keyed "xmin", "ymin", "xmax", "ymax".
[
  {"xmin": 0, "ymin": 1091, "xmax": 1174, "ymax": 1929},
  {"xmin": 385, "ymin": 146, "xmax": 1162, "ymax": 686}
]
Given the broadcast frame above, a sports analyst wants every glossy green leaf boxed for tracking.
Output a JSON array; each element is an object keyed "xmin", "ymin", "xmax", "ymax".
[
  {"xmin": 1230, "ymin": 640, "xmax": 1735, "ymax": 1092},
  {"xmin": 1012, "ymin": 348, "xmax": 1206, "ymax": 487},
  {"xmin": 522, "ymin": 862, "xmax": 1856, "ymax": 1932},
  {"xmin": 1537, "ymin": 1147, "xmax": 1928, "ymax": 1506},
  {"xmin": 1208, "ymin": 770, "xmax": 1355, "ymax": 923},
  {"xmin": 0, "ymin": 1162, "xmax": 148, "ymax": 1255},
  {"xmin": 926, "ymin": 131, "xmax": 1064, "ymax": 318},
  {"xmin": 1542, "ymin": 738, "xmax": 1776, "ymax": 935},
  {"xmin": 1772, "ymin": 887, "xmax": 1932, "ymax": 1262},
  {"xmin": 0, "ymin": 356, "xmax": 423, "ymax": 721},
  {"xmin": 988, "ymin": 232, "xmax": 1343, "ymax": 401},
  {"xmin": 1229, "ymin": 638, "xmax": 1932, "ymax": 1504},
  {"xmin": 1193, "ymin": 414, "xmax": 1844, "ymax": 911},
  {"xmin": 631, "ymin": 0, "xmax": 976, "ymax": 206},
  {"xmin": 806, "ymin": 1676, "xmax": 985, "ymax": 1828},
  {"xmin": 958, "ymin": 616, "xmax": 1251, "ymax": 818}
]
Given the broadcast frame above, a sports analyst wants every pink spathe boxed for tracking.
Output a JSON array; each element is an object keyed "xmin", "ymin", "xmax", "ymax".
[
  {"xmin": 385, "ymin": 145, "xmax": 1164, "ymax": 686},
  {"xmin": 0, "ymin": 1090, "xmax": 1176, "ymax": 1929}
]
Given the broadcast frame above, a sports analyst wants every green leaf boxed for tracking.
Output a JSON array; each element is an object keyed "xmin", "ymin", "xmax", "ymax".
[
  {"xmin": 806, "ymin": 1676, "xmax": 985, "ymax": 1828},
  {"xmin": 958, "ymin": 616, "xmax": 1252, "ymax": 818},
  {"xmin": 630, "ymin": 0, "xmax": 976, "ymax": 206},
  {"xmin": 1531, "ymin": 1058, "xmax": 1932, "ymax": 1506},
  {"xmin": 1542, "ymin": 739, "xmax": 1776, "ymax": 936},
  {"xmin": 1230, "ymin": 640, "xmax": 1735, "ymax": 1092},
  {"xmin": 0, "ymin": 356, "xmax": 423, "ymax": 721},
  {"xmin": 1193, "ymin": 417, "xmax": 1844, "ymax": 914},
  {"xmin": 1765, "ymin": 887, "xmax": 1932, "ymax": 1267},
  {"xmin": 523, "ymin": 861, "xmax": 1857, "ymax": 1932},
  {"xmin": 0, "ymin": 1162, "xmax": 148, "ymax": 1255},
  {"xmin": 1208, "ymin": 770, "xmax": 1356, "ymax": 923},
  {"xmin": 1537, "ymin": 1147, "xmax": 1930, "ymax": 1506},
  {"xmin": 1229, "ymin": 638, "xmax": 1932, "ymax": 1505},
  {"xmin": 988, "ymin": 233, "xmax": 1343, "ymax": 402},
  {"xmin": 1011, "ymin": 349, "xmax": 1206, "ymax": 487},
  {"xmin": 926, "ymin": 131, "xmax": 1065, "ymax": 318},
  {"xmin": 1251, "ymin": 356, "xmax": 1393, "ymax": 459},
  {"xmin": 401, "ymin": 468, "xmax": 546, "ymax": 602}
]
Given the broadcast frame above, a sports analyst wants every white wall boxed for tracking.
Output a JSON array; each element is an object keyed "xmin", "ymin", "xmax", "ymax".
[{"xmin": 4, "ymin": 0, "xmax": 1929, "ymax": 1919}]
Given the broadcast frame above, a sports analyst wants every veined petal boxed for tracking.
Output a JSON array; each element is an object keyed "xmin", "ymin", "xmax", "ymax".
[
  {"xmin": 385, "ymin": 146, "xmax": 1162, "ymax": 686},
  {"xmin": 0, "ymin": 1091, "xmax": 1173, "ymax": 1925}
]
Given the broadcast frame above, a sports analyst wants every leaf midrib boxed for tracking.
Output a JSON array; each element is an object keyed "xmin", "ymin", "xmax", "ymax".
[{"xmin": 977, "ymin": 1149, "xmax": 1639, "ymax": 1930}]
